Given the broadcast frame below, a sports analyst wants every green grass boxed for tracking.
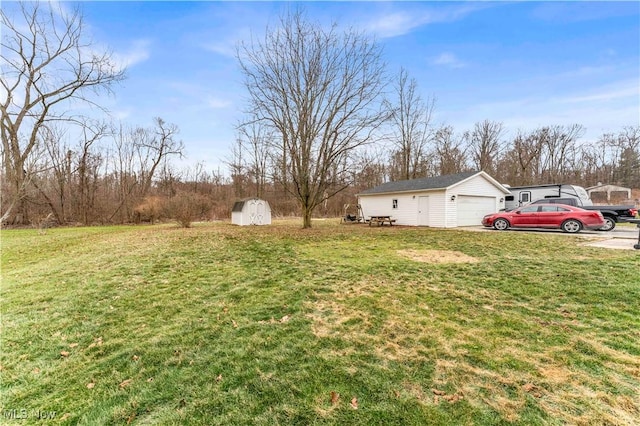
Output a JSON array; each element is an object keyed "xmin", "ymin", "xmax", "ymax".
[{"xmin": 1, "ymin": 220, "xmax": 639, "ymax": 425}]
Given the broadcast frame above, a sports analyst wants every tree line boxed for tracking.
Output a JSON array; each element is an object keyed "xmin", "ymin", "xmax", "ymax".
[{"xmin": 2, "ymin": 4, "xmax": 638, "ymax": 228}]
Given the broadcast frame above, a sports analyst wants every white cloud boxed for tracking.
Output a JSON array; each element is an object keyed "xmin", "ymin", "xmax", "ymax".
[
  {"xmin": 202, "ymin": 41, "xmax": 236, "ymax": 58},
  {"xmin": 432, "ymin": 52, "xmax": 467, "ymax": 69},
  {"xmin": 363, "ymin": 3, "xmax": 490, "ymax": 39},
  {"xmin": 555, "ymin": 85, "xmax": 638, "ymax": 104},
  {"xmin": 201, "ymin": 28, "xmax": 251, "ymax": 58},
  {"xmin": 114, "ymin": 39, "xmax": 151, "ymax": 68},
  {"xmin": 366, "ymin": 11, "xmax": 426, "ymax": 38},
  {"xmin": 207, "ymin": 97, "xmax": 232, "ymax": 109}
]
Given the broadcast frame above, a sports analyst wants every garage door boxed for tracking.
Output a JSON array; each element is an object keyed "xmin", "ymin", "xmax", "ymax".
[{"xmin": 457, "ymin": 196, "xmax": 496, "ymax": 226}]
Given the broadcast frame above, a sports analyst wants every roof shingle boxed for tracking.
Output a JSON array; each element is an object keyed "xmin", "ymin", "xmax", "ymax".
[{"xmin": 359, "ymin": 171, "xmax": 479, "ymax": 195}]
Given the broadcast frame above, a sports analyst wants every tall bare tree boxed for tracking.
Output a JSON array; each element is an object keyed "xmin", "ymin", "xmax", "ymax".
[
  {"xmin": 469, "ymin": 120, "xmax": 504, "ymax": 175},
  {"xmin": 385, "ymin": 68, "xmax": 435, "ymax": 181},
  {"xmin": 238, "ymin": 10, "xmax": 387, "ymax": 228},
  {"xmin": 433, "ymin": 126, "xmax": 469, "ymax": 175},
  {"xmin": 537, "ymin": 124, "xmax": 584, "ymax": 182},
  {"xmin": 225, "ymin": 137, "xmax": 248, "ymax": 199},
  {"xmin": 499, "ymin": 130, "xmax": 544, "ymax": 185},
  {"xmin": 137, "ymin": 118, "xmax": 184, "ymax": 196},
  {"xmin": 40, "ymin": 124, "xmax": 72, "ymax": 224},
  {"xmin": 74, "ymin": 120, "xmax": 107, "ymax": 225},
  {"xmin": 1, "ymin": 1, "xmax": 125, "ymax": 224},
  {"xmin": 237, "ymin": 119, "xmax": 272, "ymax": 199}
]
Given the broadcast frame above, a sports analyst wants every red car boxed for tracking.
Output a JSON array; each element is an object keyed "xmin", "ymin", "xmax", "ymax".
[{"xmin": 481, "ymin": 203, "xmax": 606, "ymax": 233}]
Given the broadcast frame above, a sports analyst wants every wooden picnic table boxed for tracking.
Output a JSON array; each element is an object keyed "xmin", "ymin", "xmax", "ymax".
[{"xmin": 368, "ymin": 215, "xmax": 396, "ymax": 226}]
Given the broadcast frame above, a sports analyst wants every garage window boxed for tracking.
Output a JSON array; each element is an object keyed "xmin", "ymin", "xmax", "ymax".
[{"xmin": 392, "ymin": 199, "xmax": 398, "ymax": 209}]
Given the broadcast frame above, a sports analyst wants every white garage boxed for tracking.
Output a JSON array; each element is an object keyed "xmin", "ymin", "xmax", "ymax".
[{"xmin": 357, "ymin": 171, "xmax": 510, "ymax": 228}]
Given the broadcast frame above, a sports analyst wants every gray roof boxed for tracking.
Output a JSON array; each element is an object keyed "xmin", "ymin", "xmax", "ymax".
[{"xmin": 359, "ymin": 171, "xmax": 480, "ymax": 195}]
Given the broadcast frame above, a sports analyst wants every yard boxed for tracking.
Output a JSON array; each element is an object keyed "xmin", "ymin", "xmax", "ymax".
[{"xmin": 1, "ymin": 220, "xmax": 639, "ymax": 425}]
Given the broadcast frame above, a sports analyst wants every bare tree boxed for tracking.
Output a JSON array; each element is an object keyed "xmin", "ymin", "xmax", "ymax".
[
  {"xmin": 237, "ymin": 119, "xmax": 272, "ymax": 199},
  {"xmin": 106, "ymin": 123, "xmax": 138, "ymax": 223},
  {"xmin": 433, "ymin": 126, "xmax": 469, "ymax": 175},
  {"xmin": 1, "ymin": 1, "xmax": 125, "ymax": 224},
  {"xmin": 74, "ymin": 120, "xmax": 108, "ymax": 225},
  {"xmin": 137, "ymin": 118, "xmax": 184, "ymax": 196},
  {"xmin": 104, "ymin": 119, "xmax": 183, "ymax": 223},
  {"xmin": 469, "ymin": 120, "xmax": 504, "ymax": 175},
  {"xmin": 385, "ymin": 68, "xmax": 435, "ymax": 180},
  {"xmin": 537, "ymin": 124, "xmax": 584, "ymax": 182},
  {"xmin": 238, "ymin": 10, "xmax": 388, "ymax": 228},
  {"xmin": 40, "ymin": 124, "xmax": 72, "ymax": 224},
  {"xmin": 610, "ymin": 126, "xmax": 640, "ymax": 187},
  {"xmin": 498, "ymin": 130, "xmax": 544, "ymax": 185}
]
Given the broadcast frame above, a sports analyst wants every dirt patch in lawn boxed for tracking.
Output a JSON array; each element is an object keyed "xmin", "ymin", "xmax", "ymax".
[{"xmin": 397, "ymin": 249, "xmax": 479, "ymax": 264}]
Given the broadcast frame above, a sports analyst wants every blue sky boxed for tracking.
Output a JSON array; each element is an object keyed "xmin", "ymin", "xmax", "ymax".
[{"xmin": 52, "ymin": 2, "xmax": 640, "ymax": 170}]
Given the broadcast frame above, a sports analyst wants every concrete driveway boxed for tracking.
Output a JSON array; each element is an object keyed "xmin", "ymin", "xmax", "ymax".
[
  {"xmin": 582, "ymin": 225, "xmax": 640, "ymax": 250},
  {"xmin": 464, "ymin": 223, "xmax": 640, "ymax": 250}
]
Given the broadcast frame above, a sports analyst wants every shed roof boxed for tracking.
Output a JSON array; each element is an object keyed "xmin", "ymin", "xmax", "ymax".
[
  {"xmin": 232, "ymin": 197, "xmax": 269, "ymax": 212},
  {"xmin": 586, "ymin": 183, "xmax": 631, "ymax": 192},
  {"xmin": 359, "ymin": 171, "xmax": 496, "ymax": 195}
]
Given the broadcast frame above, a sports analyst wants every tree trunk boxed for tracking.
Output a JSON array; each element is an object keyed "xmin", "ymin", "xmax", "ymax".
[{"xmin": 302, "ymin": 205, "xmax": 312, "ymax": 229}]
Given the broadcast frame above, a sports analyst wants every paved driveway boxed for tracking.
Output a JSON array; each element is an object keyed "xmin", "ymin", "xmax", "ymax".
[
  {"xmin": 464, "ymin": 223, "xmax": 640, "ymax": 250},
  {"xmin": 584, "ymin": 225, "xmax": 639, "ymax": 239},
  {"xmin": 582, "ymin": 224, "xmax": 639, "ymax": 249}
]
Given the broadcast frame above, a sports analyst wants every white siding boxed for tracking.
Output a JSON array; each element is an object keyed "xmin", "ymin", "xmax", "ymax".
[
  {"xmin": 359, "ymin": 193, "xmax": 418, "ymax": 225},
  {"xmin": 427, "ymin": 192, "xmax": 447, "ymax": 227},
  {"xmin": 358, "ymin": 173, "xmax": 508, "ymax": 228},
  {"xmin": 358, "ymin": 190, "xmax": 446, "ymax": 227},
  {"xmin": 231, "ymin": 211, "xmax": 244, "ymax": 225}
]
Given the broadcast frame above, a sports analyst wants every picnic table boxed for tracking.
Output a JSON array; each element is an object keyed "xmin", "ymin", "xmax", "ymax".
[{"xmin": 368, "ymin": 215, "xmax": 396, "ymax": 226}]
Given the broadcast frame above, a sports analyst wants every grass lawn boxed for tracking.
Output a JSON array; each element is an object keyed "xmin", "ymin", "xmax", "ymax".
[{"xmin": 1, "ymin": 220, "xmax": 639, "ymax": 425}]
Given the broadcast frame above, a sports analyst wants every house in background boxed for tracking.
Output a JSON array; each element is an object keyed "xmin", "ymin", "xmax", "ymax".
[
  {"xmin": 357, "ymin": 171, "xmax": 510, "ymax": 228},
  {"xmin": 231, "ymin": 198, "xmax": 271, "ymax": 226}
]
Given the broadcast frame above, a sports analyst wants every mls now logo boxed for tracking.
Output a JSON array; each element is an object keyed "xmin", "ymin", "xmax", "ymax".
[{"xmin": 3, "ymin": 409, "xmax": 56, "ymax": 420}]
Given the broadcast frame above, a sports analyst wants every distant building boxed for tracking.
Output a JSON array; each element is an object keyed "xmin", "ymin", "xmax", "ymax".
[
  {"xmin": 586, "ymin": 183, "xmax": 631, "ymax": 203},
  {"xmin": 231, "ymin": 198, "xmax": 271, "ymax": 226}
]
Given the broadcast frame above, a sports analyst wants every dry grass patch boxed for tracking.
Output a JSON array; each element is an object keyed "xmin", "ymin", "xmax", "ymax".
[
  {"xmin": 307, "ymin": 277, "xmax": 441, "ymax": 363},
  {"xmin": 308, "ymin": 275, "xmax": 640, "ymax": 424},
  {"xmin": 397, "ymin": 249, "xmax": 479, "ymax": 264}
]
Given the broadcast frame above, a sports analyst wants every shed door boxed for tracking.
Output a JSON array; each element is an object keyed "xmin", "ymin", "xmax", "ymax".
[
  {"xmin": 457, "ymin": 196, "xmax": 496, "ymax": 226},
  {"xmin": 254, "ymin": 200, "xmax": 265, "ymax": 225},
  {"xmin": 247, "ymin": 200, "xmax": 257, "ymax": 225}
]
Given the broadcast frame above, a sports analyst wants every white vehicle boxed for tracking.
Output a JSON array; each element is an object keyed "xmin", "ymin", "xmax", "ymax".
[{"xmin": 504, "ymin": 184, "xmax": 592, "ymax": 210}]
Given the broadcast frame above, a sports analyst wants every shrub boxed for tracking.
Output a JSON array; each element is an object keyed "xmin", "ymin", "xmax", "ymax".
[
  {"xmin": 133, "ymin": 196, "xmax": 165, "ymax": 224},
  {"xmin": 164, "ymin": 191, "xmax": 212, "ymax": 228}
]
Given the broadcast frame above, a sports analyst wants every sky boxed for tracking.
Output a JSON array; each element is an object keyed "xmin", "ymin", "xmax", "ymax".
[{"xmin": 9, "ymin": 1, "xmax": 640, "ymax": 173}]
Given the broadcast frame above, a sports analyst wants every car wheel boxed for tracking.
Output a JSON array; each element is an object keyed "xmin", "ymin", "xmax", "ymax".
[
  {"xmin": 493, "ymin": 218, "xmax": 510, "ymax": 231},
  {"xmin": 561, "ymin": 219, "xmax": 582, "ymax": 233},
  {"xmin": 598, "ymin": 217, "xmax": 616, "ymax": 231}
]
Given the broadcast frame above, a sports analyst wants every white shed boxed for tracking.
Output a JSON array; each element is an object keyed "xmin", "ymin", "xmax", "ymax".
[
  {"xmin": 357, "ymin": 171, "xmax": 510, "ymax": 228},
  {"xmin": 231, "ymin": 198, "xmax": 272, "ymax": 226}
]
